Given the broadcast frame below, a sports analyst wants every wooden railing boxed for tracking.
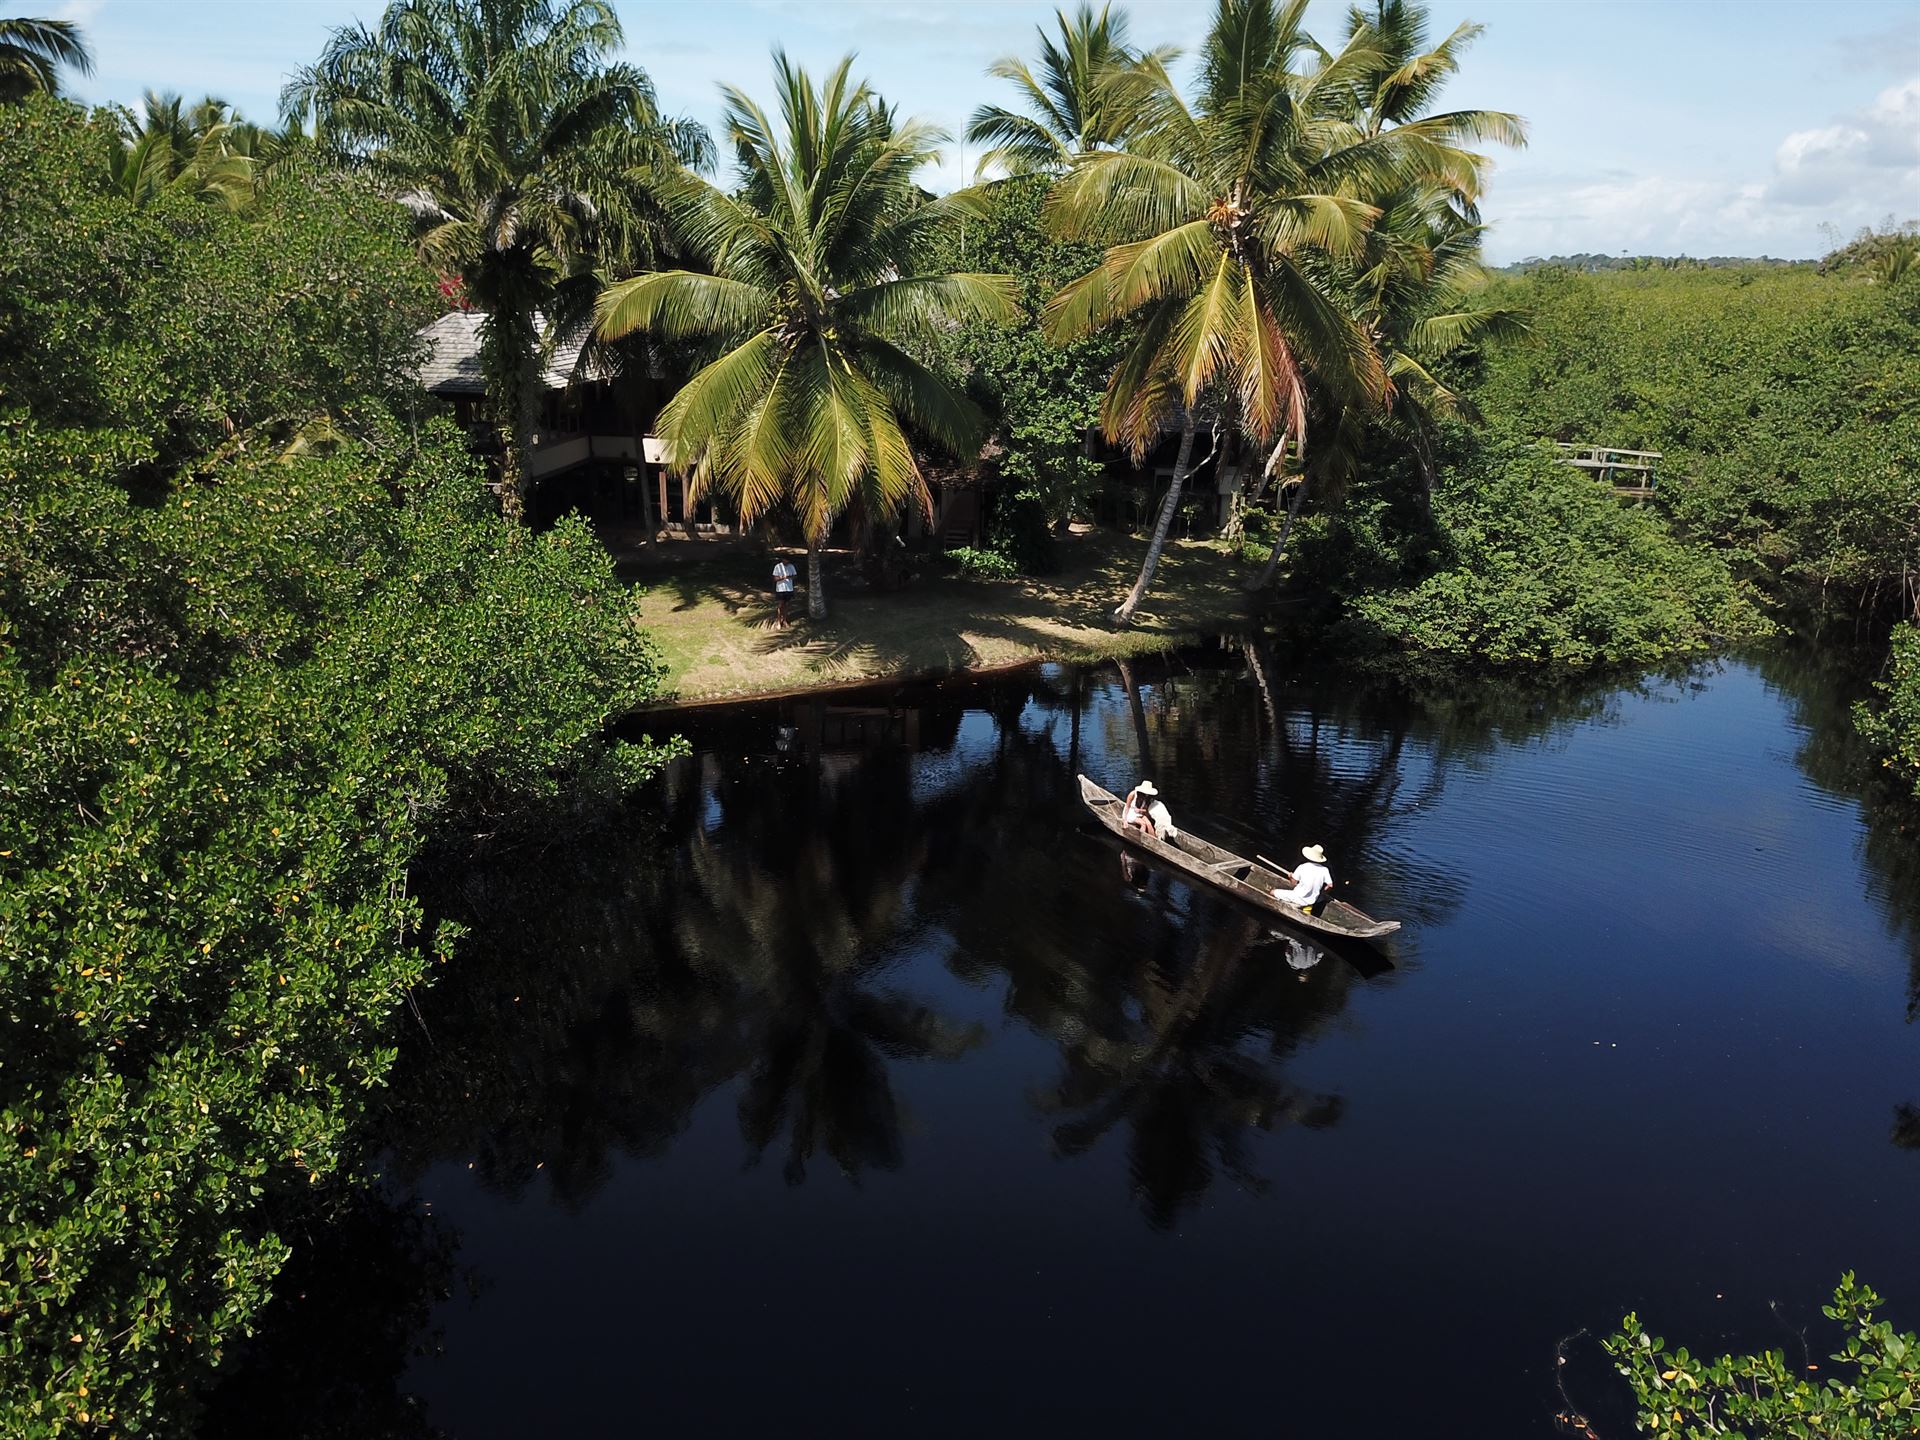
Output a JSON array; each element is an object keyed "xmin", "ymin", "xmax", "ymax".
[{"xmin": 1555, "ymin": 442, "xmax": 1659, "ymax": 496}]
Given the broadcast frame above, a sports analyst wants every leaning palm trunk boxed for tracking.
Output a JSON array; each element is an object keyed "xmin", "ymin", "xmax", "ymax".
[
  {"xmin": 807, "ymin": 537, "xmax": 828, "ymax": 621},
  {"xmin": 1245, "ymin": 474, "xmax": 1308, "ymax": 592},
  {"xmin": 1114, "ymin": 416, "xmax": 1197, "ymax": 625}
]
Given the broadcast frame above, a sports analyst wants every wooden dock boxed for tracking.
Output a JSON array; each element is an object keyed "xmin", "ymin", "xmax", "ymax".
[{"xmin": 1555, "ymin": 442, "xmax": 1659, "ymax": 498}]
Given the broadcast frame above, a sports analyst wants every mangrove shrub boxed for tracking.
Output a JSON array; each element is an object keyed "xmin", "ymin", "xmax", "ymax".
[
  {"xmin": 0, "ymin": 98, "xmax": 676, "ymax": 1436},
  {"xmin": 1606, "ymin": 1273, "xmax": 1920, "ymax": 1438},
  {"xmin": 1314, "ymin": 439, "xmax": 1767, "ymax": 666}
]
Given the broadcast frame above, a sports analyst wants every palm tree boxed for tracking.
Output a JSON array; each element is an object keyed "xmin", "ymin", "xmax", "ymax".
[
  {"xmin": 594, "ymin": 55, "xmax": 1015, "ymax": 620},
  {"xmin": 108, "ymin": 92, "xmax": 263, "ymax": 210},
  {"xmin": 0, "ymin": 16, "xmax": 91, "ymax": 102},
  {"xmin": 1240, "ymin": 0, "xmax": 1526, "ymax": 589},
  {"xmin": 965, "ymin": 3, "xmax": 1169, "ymax": 178},
  {"xmin": 1043, "ymin": 0, "xmax": 1393, "ymax": 624},
  {"xmin": 1046, "ymin": 0, "xmax": 1522, "ymax": 622},
  {"xmin": 1869, "ymin": 233, "xmax": 1919, "ymax": 287},
  {"xmin": 286, "ymin": 0, "xmax": 706, "ymax": 519}
]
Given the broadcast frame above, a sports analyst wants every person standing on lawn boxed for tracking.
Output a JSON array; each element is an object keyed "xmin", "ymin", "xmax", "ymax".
[{"xmin": 772, "ymin": 556, "xmax": 797, "ymax": 627}]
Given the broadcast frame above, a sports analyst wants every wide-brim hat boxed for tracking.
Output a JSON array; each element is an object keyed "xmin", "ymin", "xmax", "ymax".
[
  {"xmin": 1301, "ymin": 844, "xmax": 1327, "ymax": 863},
  {"xmin": 1135, "ymin": 781, "xmax": 1158, "ymax": 796}
]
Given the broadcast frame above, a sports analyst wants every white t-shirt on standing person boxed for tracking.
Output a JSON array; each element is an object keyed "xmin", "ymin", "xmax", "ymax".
[{"xmin": 773, "ymin": 561, "xmax": 796, "ymax": 594}]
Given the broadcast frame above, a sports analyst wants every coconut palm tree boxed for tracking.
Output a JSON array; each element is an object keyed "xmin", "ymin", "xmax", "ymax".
[
  {"xmin": 1043, "ymin": 0, "xmax": 1391, "ymax": 623},
  {"xmin": 594, "ymin": 55, "xmax": 1015, "ymax": 620},
  {"xmin": 1869, "ymin": 233, "xmax": 1919, "ymax": 287},
  {"xmin": 285, "ymin": 0, "xmax": 706, "ymax": 519},
  {"xmin": 1239, "ymin": 0, "xmax": 1526, "ymax": 590},
  {"xmin": 107, "ymin": 92, "xmax": 264, "ymax": 210},
  {"xmin": 1046, "ymin": 0, "xmax": 1522, "ymax": 622},
  {"xmin": 964, "ymin": 3, "xmax": 1169, "ymax": 178},
  {"xmin": 0, "ymin": 16, "xmax": 91, "ymax": 102}
]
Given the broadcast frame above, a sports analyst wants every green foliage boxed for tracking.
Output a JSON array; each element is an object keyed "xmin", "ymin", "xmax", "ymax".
[
  {"xmin": 1313, "ymin": 438, "xmax": 1768, "ymax": 666},
  {"xmin": 0, "ymin": 92, "xmax": 676, "ymax": 1437},
  {"xmin": 1857, "ymin": 625, "xmax": 1920, "ymax": 801},
  {"xmin": 945, "ymin": 545, "xmax": 1020, "ymax": 581},
  {"xmin": 1470, "ymin": 264, "xmax": 1920, "ymax": 618},
  {"xmin": 940, "ymin": 177, "xmax": 1114, "ymax": 572},
  {"xmin": 964, "ymin": 1, "xmax": 1163, "ymax": 177},
  {"xmin": 1606, "ymin": 1273, "xmax": 1920, "ymax": 1438},
  {"xmin": 593, "ymin": 55, "xmax": 1013, "ymax": 617},
  {"xmin": 289, "ymin": 0, "xmax": 710, "ymax": 513},
  {"xmin": 0, "ymin": 99, "xmax": 435, "ymax": 470},
  {"xmin": 1820, "ymin": 222, "xmax": 1920, "ymax": 287}
]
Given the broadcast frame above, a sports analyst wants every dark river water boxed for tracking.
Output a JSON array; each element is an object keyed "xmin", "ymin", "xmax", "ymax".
[{"xmin": 207, "ymin": 641, "xmax": 1920, "ymax": 1438}]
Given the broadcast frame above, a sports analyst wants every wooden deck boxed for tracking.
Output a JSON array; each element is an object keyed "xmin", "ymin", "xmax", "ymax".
[{"xmin": 1555, "ymin": 442, "xmax": 1659, "ymax": 497}]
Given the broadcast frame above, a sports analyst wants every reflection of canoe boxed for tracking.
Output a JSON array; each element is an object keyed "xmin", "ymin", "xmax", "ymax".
[{"xmin": 1077, "ymin": 775, "xmax": 1402, "ymax": 942}]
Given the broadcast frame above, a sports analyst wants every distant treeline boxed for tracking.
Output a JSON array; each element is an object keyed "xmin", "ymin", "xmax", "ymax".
[{"xmin": 1501, "ymin": 252, "xmax": 1807, "ymax": 273}]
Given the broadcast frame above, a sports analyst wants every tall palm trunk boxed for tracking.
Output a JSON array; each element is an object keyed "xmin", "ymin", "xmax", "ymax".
[
  {"xmin": 1245, "ymin": 473, "xmax": 1308, "ymax": 592},
  {"xmin": 1114, "ymin": 415, "xmax": 1197, "ymax": 625},
  {"xmin": 807, "ymin": 537, "xmax": 828, "ymax": 621},
  {"xmin": 483, "ymin": 310, "xmax": 541, "ymax": 523},
  {"xmin": 511, "ymin": 352, "xmax": 543, "ymax": 521}
]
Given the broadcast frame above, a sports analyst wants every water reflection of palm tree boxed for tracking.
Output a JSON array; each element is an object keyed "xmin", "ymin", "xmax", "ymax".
[
  {"xmin": 387, "ymin": 745, "xmax": 986, "ymax": 1201},
  {"xmin": 1033, "ymin": 912, "xmax": 1346, "ymax": 1228},
  {"xmin": 737, "ymin": 966, "xmax": 981, "ymax": 1185},
  {"xmin": 677, "ymin": 775, "xmax": 985, "ymax": 1186}
]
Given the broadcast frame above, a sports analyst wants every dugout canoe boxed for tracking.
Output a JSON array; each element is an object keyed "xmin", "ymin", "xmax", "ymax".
[{"xmin": 1078, "ymin": 774, "xmax": 1402, "ymax": 941}]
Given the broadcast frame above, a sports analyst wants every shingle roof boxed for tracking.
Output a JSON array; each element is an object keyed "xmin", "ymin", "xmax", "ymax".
[{"xmin": 415, "ymin": 311, "xmax": 609, "ymax": 397}]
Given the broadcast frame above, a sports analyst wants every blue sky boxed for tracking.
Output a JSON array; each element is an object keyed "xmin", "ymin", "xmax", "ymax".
[{"xmin": 54, "ymin": 0, "xmax": 1920, "ymax": 264}]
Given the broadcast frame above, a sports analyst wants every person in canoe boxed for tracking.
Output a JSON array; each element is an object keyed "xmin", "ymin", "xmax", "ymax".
[
  {"xmin": 1272, "ymin": 844, "xmax": 1332, "ymax": 911},
  {"xmin": 1121, "ymin": 780, "xmax": 1179, "ymax": 841}
]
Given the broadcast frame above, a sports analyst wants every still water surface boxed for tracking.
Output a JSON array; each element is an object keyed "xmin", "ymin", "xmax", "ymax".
[{"xmin": 219, "ymin": 643, "xmax": 1920, "ymax": 1436}]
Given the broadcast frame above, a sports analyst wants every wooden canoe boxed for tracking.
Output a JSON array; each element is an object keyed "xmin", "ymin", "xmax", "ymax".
[{"xmin": 1078, "ymin": 775, "xmax": 1402, "ymax": 941}]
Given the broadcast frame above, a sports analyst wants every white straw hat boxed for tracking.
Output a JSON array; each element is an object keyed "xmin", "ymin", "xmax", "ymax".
[
  {"xmin": 1301, "ymin": 844, "xmax": 1327, "ymax": 863},
  {"xmin": 1135, "ymin": 781, "xmax": 1158, "ymax": 796}
]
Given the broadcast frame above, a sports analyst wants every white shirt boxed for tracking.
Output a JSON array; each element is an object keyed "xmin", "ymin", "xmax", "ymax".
[
  {"xmin": 1146, "ymin": 800, "xmax": 1178, "ymax": 839},
  {"xmin": 1275, "ymin": 861, "xmax": 1332, "ymax": 906},
  {"xmin": 773, "ymin": 562, "xmax": 796, "ymax": 593}
]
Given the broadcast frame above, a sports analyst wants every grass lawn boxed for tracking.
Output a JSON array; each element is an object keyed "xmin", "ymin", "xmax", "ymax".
[{"xmin": 622, "ymin": 527, "xmax": 1264, "ymax": 705}]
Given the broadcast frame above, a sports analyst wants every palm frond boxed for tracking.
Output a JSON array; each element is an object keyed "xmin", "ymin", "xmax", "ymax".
[
  {"xmin": 1256, "ymin": 193, "xmax": 1381, "ymax": 260},
  {"xmin": 1046, "ymin": 149, "xmax": 1207, "ymax": 243},
  {"xmin": 858, "ymin": 336, "xmax": 988, "ymax": 459},
  {"xmin": 1103, "ymin": 218, "xmax": 1220, "ymax": 313},
  {"xmin": 594, "ymin": 270, "xmax": 769, "ymax": 344},
  {"xmin": 1406, "ymin": 304, "xmax": 1528, "ymax": 356},
  {"xmin": 832, "ymin": 273, "xmax": 1018, "ymax": 342},
  {"xmin": 1044, "ymin": 262, "xmax": 1117, "ymax": 344}
]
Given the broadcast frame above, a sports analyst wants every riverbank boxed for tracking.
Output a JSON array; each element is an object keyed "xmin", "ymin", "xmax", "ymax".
[{"xmin": 624, "ymin": 528, "xmax": 1260, "ymax": 704}]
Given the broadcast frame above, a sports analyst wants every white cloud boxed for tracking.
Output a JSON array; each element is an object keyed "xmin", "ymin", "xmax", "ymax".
[
  {"xmin": 1485, "ymin": 74, "xmax": 1920, "ymax": 262},
  {"xmin": 1769, "ymin": 77, "xmax": 1920, "ymax": 207},
  {"xmin": 1488, "ymin": 170, "xmax": 1781, "ymax": 262}
]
